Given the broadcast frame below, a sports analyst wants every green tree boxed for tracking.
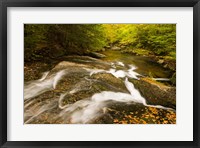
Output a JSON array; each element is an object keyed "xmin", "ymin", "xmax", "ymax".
[{"xmin": 24, "ymin": 24, "xmax": 107, "ymax": 61}]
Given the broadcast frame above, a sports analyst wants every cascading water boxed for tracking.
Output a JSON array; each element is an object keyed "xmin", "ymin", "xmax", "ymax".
[
  {"xmin": 24, "ymin": 70, "xmax": 67, "ymax": 100},
  {"xmin": 24, "ymin": 61, "xmax": 174, "ymax": 124}
]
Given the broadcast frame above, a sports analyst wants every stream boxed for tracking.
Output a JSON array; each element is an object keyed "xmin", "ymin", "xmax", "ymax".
[
  {"xmin": 101, "ymin": 50, "xmax": 172, "ymax": 78},
  {"xmin": 24, "ymin": 50, "xmax": 176, "ymax": 124}
]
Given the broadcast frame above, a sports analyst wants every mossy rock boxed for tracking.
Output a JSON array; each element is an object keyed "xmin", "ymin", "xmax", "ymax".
[
  {"xmin": 59, "ymin": 75, "xmax": 128, "ymax": 106},
  {"xmin": 170, "ymin": 72, "xmax": 176, "ymax": 85},
  {"xmin": 131, "ymin": 78, "xmax": 176, "ymax": 109},
  {"xmin": 91, "ymin": 73, "xmax": 128, "ymax": 93}
]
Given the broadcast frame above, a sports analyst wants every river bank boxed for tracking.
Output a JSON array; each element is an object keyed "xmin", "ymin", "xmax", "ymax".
[{"xmin": 119, "ymin": 48, "xmax": 176, "ymax": 75}]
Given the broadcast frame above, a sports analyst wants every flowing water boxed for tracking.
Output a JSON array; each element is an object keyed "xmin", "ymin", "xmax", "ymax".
[
  {"xmin": 101, "ymin": 50, "xmax": 172, "ymax": 78},
  {"xmin": 24, "ymin": 51, "xmax": 175, "ymax": 124}
]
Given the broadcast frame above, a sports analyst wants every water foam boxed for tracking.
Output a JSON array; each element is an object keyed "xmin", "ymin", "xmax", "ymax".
[
  {"xmin": 24, "ymin": 70, "xmax": 67, "ymax": 100},
  {"xmin": 58, "ymin": 76, "xmax": 174, "ymax": 123},
  {"xmin": 84, "ymin": 64, "xmax": 141, "ymax": 80},
  {"xmin": 25, "ymin": 61, "xmax": 174, "ymax": 124}
]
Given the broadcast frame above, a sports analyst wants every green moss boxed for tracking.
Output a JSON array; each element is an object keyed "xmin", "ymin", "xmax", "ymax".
[
  {"xmin": 121, "ymin": 48, "xmax": 152, "ymax": 56},
  {"xmin": 132, "ymin": 49, "xmax": 152, "ymax": 56},
  {"xmin": 130, "ymin": 78, "xmax": 176, "ymax": 109},
  {"xmin": 170, "ymin": 72, "xmax": 176, "ymax": 85}
]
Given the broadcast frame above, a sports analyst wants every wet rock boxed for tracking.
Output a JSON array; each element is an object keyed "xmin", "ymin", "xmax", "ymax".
[
  {"xmin": 170, "ymin": 72, "xmax": 176, "ymax": 85},
  {"xmin": 105, "ymin": 45, "xmax": 111, "ymax": 49},
  {"xmin": 49, "ymin": 61, "xmax": 89, "ymax": 74},
  {"xmin": 24, "ymin": 62, "xmax": 54, "ymax": 82},
  {"xmin": 155, "ymin": 57, "xmax": 176, "ymax": 71},
  {"xmin": 88, "ymin": 52, "xmax": 106, "ymax": 58},
  {"xmin": 131, "ymin": 78, "xmax": 176, "ymax": 109},
  {"xmin": 59, "ymin": 74, "xmax": 128, "ymax": 107},
  {"xmin": 91, "ymin": 73, "xmax": 128, "ymax": 93},
  {"xmin": 95, "ymin": 102, "xmax": 176, "ymax": 124},
  {"xmin": 157, "ymin": 59, "xmax": 164, "ymax": 64},
  {"xmin": 60, "ymin": 55, "xmax": 111, "ymax": 69},
  {"xmin": 111, "ymin": 46, "xmax": 121, "ymax": 50}
]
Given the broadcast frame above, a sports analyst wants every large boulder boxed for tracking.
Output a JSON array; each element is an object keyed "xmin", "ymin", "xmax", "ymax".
[
  {"xmin": 59, "ymin": 73, "xmax": 128, "ymax": 107},
  {"xmin": 131, "ymin": 77, "xmax": 176, "ymax": 109}
]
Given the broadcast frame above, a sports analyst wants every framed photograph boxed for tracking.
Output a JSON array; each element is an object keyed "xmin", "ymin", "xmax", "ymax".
[{"xmin": 0, "ymin": 0, "xmax": 199, "ymax": 147}]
